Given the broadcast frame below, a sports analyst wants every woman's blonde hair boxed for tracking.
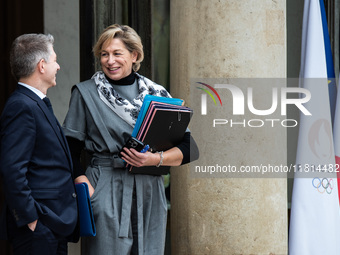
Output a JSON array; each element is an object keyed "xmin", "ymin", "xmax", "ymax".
[{"xmin": 93, "ymin": 24, "xmax": 144, "ymax": 72}]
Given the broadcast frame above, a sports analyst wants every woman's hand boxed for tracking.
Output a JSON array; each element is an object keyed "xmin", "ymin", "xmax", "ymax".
[
  {"xmin": 120, "ymin": 146, "xmax": 184, "ymax": 167},
  {"xmin": 75, "ymin": 175, "xmax": 95, "ymax": 197},
  {"xmin": 120, "ymin": 148, "xmax": 159, "ymax": 167}
]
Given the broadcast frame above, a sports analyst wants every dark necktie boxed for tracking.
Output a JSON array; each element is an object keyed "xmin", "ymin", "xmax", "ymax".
[
  {"xmin": 42, "ymin": 97, "xmax": 68, "ymax": 151},
  {"xmin": 43, "ymin": 97, "xmax": 54, "ymax": 115},
  {"xmin": 43, "ymin": 96, "xmax": 64, "ymax": 136}
]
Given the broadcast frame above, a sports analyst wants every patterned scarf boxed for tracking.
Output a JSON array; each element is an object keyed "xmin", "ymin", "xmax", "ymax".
[{"xmin": 93, "ymin": 71, "xmax": 171, "ymax": 127}]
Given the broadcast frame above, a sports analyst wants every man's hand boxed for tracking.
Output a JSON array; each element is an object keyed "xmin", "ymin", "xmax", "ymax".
[{"xmin": 27, "ymin": 219, "xmax": 38, "ymax": 232}]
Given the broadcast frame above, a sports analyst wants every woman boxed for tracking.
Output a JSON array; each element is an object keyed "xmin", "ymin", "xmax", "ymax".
[{"xmin": 63, "ymin": 24, "xmax": 198, "ymax": 255}]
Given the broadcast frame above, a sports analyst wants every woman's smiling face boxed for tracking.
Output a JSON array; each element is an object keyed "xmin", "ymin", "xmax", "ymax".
[{"xmin": 100, "ymin": 38, "xmax": 137, "ymax": 81}]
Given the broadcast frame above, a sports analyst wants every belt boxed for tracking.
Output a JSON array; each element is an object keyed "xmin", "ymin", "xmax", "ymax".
[{"xmin": 90, "ymin": 155, "xmax": 126, "ymax": 169}]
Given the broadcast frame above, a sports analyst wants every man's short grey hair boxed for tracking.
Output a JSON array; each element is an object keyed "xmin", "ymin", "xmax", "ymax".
[{"xmin": 10, "ymin": 33, "xmax": 54, "ymax": 81}]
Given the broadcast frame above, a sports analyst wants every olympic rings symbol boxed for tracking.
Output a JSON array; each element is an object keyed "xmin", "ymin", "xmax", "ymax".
[{"xmin": 312, "ymin": 178, "xmax": 333, "ymax": 194}]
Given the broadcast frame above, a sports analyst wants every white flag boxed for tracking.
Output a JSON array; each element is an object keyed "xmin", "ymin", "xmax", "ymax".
[{"xmin": 288, "ymin": 0, "xmax": 340, "ymax": 254}]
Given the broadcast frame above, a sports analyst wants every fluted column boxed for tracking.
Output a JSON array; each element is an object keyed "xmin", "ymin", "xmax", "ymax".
[{"xmin": 170, "ymin": 1, "xmax": 287, "ymax": 254}]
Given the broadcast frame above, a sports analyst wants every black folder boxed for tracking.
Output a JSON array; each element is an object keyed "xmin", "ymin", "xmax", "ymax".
[
  {"xmin": 129, "ymin": 103, "xmax": 193, "ymax": 175},
  {"xmin": 75, "ymin": 182, "xmax": 96, "ymax": 236}
]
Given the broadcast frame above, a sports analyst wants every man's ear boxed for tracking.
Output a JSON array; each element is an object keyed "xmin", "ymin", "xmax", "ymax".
[{"xmin": 37, "ymin": 59, "xmax": 45, "ymax": 73}]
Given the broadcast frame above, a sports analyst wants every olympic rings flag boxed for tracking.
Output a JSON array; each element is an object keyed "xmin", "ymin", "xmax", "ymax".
[
  {"xmin": 334, "ymin": 48, "xmax": 340, "ymax": 211},
  {"xmin": 335, "ymin": 87, "xmax": 340, "ymax": 202},
  {"xmin": 289, "ymin": 0, "xmax": 340, "ymax": 254}
]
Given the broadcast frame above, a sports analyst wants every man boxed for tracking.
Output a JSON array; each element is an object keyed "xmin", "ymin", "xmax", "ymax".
[{"xmin": 0, "ymin": 34, "xmax": 78, "ymax": 254}]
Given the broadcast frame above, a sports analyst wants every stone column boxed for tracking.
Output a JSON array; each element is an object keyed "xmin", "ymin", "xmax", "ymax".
[{"xmin": 170, "ymin": 1, "xmax": 287, "ymax": 254}]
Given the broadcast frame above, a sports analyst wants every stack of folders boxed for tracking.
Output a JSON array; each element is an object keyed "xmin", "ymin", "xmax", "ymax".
[
  {"xmin": 75, "ymin": 182, "xmax": 96, "ymax": 237},
  {"xmin": 129, "ymin": 94, "xmax": 193, "ymax": 175}
]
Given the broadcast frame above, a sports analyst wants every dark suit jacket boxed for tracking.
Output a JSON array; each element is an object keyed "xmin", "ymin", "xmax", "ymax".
[{"xmin": 0, "ymin": 85, "xmax": 78, "ymax": 240}]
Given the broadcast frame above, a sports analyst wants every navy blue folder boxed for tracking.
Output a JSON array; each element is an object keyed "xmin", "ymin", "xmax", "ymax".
[{"xmin": 75, "ymin": 182, "xmax": 96, "ymax": 236}]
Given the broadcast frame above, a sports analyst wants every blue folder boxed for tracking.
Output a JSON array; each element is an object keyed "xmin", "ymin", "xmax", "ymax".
[
  {"xmin": 132, "ymin": 95, "xmax": 183, "ymax": 137},
  {"xmin": 75, "ymin": 182, "xmax": 96, "ymax": 236},
  {"xmin": 129, "ymin": 100, "xmax": 193, "ymax": 175}
]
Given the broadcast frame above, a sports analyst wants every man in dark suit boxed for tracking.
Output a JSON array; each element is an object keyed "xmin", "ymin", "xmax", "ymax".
[{"xmin": 0, "ymin": 34, "xmax": 78, "ymax": 255}]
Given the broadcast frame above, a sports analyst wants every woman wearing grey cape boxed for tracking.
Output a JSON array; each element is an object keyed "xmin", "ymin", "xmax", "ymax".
[{"xmin": 63, "ymin": 24, "xmax": 198, "ymax": 255}]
